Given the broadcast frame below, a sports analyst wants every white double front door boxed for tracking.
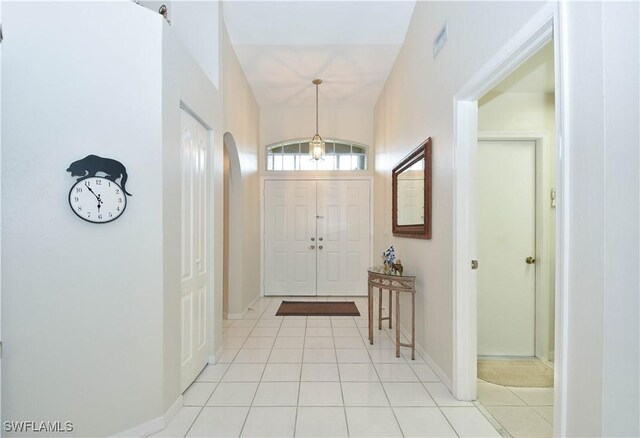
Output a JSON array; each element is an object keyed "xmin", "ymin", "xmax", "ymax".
[{"xmin": 264, "ymin": 180, "xmax": 370, "ymax": 296}]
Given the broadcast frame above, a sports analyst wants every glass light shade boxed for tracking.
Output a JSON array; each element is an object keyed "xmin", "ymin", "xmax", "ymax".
[{"xmin": 309, "ymin": 134, "xmax": 325, "ymax": 161}]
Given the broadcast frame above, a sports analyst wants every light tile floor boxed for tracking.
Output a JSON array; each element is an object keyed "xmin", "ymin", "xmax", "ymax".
[
  {"xmin": 156, "ymin": 297, "xmax": 503, "ymax": 438},
  {"xmin": 477, "ymin": 380, "xmax": 554, "ymax": 438}
]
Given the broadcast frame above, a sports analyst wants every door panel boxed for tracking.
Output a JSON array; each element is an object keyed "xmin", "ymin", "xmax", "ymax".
[
  {"xmin": 316, "ymin": 180, "xmax": 370, "ymax": 296},
  {"xmin": 477, "ymin": 140, "xmax": 536, "ymax": 356},
  {"xmin": 180, "ymin": 109, "xmax": 209, "ymax": 391},
  {"xmin": 264, "ymin": 180, "xmax": 317, "ymax": 295}
]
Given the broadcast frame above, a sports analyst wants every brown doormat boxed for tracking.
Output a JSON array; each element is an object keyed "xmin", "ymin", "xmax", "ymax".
[
  {"xmin": 478, "ymin": 359, "xmax": 554, "ymax": 388},
  {"xmin": 276, "ymin": 301, "xmax": 360, "ymax": 316}
]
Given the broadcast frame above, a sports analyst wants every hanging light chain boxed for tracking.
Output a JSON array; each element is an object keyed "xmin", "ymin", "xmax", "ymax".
[{"xmin": 315, "ymin": 81, "xmax": 319, "ymax": 135}]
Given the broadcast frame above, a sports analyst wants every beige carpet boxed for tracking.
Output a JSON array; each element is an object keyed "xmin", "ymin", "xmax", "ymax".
[{"xmin": 478, "ymin": 359, "xmax": 554, "ymax": 388}]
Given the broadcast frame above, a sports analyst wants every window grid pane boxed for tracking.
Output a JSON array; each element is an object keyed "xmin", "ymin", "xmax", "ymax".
[{"xmin": 266, "ymin": 139, "xmax": 367, "ymax": 171}]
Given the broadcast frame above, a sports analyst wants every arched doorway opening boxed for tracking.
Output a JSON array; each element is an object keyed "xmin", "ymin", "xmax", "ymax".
[{"xmin": 223, "ymin": 132, "xmax": 243, "ymax": 319}]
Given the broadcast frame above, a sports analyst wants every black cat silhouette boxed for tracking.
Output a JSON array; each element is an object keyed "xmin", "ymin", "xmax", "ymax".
[{"xmin": 67, "ymin": 155, "xmax": 132, "ymax": 196}]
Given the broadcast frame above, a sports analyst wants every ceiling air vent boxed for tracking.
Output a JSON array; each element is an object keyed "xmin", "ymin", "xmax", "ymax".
[{"xmin": 433, "ymin": 22, "xmax": 448, "ymax": 58}]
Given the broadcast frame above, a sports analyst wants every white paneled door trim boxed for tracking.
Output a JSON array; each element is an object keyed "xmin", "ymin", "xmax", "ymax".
[{"xmin": 260, "ymin": 177, "xmax": 373, "ymax": 296}]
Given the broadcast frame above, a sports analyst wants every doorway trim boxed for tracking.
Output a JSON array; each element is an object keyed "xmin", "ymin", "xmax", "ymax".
[
  {"xmin": 451, "ymin": 3, "xmax": 569, "ymax": 436},
  {"xmin": 222, "ymin": 132, "xmax": 244, "ymax": 319}
]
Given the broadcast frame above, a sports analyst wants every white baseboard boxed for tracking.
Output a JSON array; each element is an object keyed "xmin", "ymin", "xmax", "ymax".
[
  {"xmin": 398, "ymin": 325, "xmax": 454, "ymax": 391},
  {"xmin": 224, "ymin": 295, "xmax": 261, "ymax": 320},
  {"xmin": 210, "ymin": 345, "xmax": 224, "ymax": 365},
  {"xmin": 112, "ymin": 395, "xmax": 183, "ymax": 438}
]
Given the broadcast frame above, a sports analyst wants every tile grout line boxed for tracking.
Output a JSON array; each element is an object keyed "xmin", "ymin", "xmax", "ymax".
[
  {"xmin": 293, "ymin": 316, "xmax": 307, "ymax": 437},
  {"xmin": 180, "ymin": 298, "xmax": 274, "ymax": 438},
  {"xmin": 236, "ymin": 298, "xmax": 276, "ymax": 438},
  {"xmin": 333, "ymin": 315, "xmax": 351, "ymax": 438},
  {"xmin": 368, "ymin": 301, "xmax": 406, "ymax": 438}
]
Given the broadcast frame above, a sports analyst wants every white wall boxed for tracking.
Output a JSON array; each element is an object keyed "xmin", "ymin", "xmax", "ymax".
[
  {"xmin": 2, "ymin": 3, "xmax": 164, "ymax": 435},
  {"xmin": 260, "ymin": 105, "xmax": 373, "ymax": 173},
  {"xmin": 374, "ymin": 1, "xmax": 639, "ymax": 436},
  {"xmin": 374, "ymin": 0, "xmax": 549, "ymax": 386},
  {"xmin": 478, "ymin": 91, "xmax": 556, "ymax": 359},
  {"xmin": 137, "ymin": 1, "xmax": 220, "ymax": 88},
  {"xmin": 1, "ymin": 2, "xmax": 223, "ymax": 435},
  {"xmin": 171, "ymin": 1, "xmax": 220, "ymax": 88},
  {"xmin": 563, "ymin": 1, "xmax": 639, "ymax": 436},
  {"xmin": 221, "ymin": 21, "xmax": 261, "ymax": 316},
  {"xmin": 161, "ymin": 13, "xmax": 222, "ymax": 417}
]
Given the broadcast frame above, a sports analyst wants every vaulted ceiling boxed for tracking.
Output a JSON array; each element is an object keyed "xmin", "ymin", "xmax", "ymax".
[{"xmin": 222, "ymin": 1, "xmax": 416, "ymax": 107}]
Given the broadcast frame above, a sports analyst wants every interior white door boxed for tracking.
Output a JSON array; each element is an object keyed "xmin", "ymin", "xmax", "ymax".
[
  {"xmin": 264, "ymin": 180, "xmax": 318, "ymax": 295},
  {"xmin": 180, "ymin": 109, "xmax": 209, "ymax": 391},
  {"xmin": 477, "ymin": 139, "xmax": 536, "ymax": 357},
  {"xmin": 316, "ymin": 180, "xmax": 370, "ymax": 296}
]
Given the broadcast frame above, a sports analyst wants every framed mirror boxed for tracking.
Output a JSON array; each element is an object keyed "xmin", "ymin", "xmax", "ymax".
[{"xmin": 392, "ymin": 137, "xmax": 432, "ymax": 239}]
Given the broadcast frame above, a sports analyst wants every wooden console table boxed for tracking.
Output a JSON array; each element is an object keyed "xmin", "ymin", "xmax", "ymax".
[{"xmin": 367, "ymin": 267, "xmax": 417, "ymax": 359}]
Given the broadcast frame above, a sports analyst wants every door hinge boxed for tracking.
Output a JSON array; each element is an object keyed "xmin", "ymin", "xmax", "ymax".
[{"xmin": 471, "ymin": 260, "xmax": 479, "ymax": 270}]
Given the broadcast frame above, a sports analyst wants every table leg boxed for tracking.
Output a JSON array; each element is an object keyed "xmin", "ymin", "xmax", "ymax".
[
  {"xmin": 389, "ymin": 290, "xmax": 393, "ymax": 329},
  {"xmin": 395, "ymin": 290, "xmax": 401, "ymax": 358},
  {"xmin": 378, "ymin": 287, "xmax": 382, "ymax": 330},
  {"xmin": 411, "ymin": 292, "xmax": 416, "ymax": 360},
  {"xmin": 368, "ymin": 284, "xmax": 373, "ymax": 344}
]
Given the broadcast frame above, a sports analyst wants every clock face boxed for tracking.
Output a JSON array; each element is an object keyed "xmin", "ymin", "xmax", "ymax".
[{"xmin": 68, "ymin": 176, "xmax": 127, "ymax": 223}]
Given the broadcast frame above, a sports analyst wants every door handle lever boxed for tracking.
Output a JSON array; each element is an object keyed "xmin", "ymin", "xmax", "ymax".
[{"xmin": 526, "ymin": 256, "xmax": 536, "ymax": 264}]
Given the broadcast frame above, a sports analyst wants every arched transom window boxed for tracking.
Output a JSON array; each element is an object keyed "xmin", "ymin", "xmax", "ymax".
[{"xmin": 266, "ymin": 139, "xmax": 368, "ymax": 171}]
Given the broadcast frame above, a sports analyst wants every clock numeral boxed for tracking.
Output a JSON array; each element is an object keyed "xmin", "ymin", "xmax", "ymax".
[
  {"xmin": 77, "ymin": 206, "xmax": 83, "ymax": 212},
  {"xmin": 98, "ymin": 214, "xmax": 103, "ymax": 220},
  {"xmin": 108, "ymin": 212, "xmax": 113, "ymax": 218},
  {"xmin": 74, "ymin": 196, "xmax": 79, "ymax": 202},
  {"xmin": 108, "ymin": 182, "xmax": 111, "ymax": 187},
  {"xmin": 115, "ymin": 189, "xmax": 120, "ymax": 194},
  {"xmin": 85, "ymin": 181, "xmax": 90, "ymax": 187},
  {"xmin": 116, "ymin": 207, "xmax": 120, "ymax": 212},
  {"xmin": 118, "ymin": 198, "xmax": 123, "ymax": 203},
  {"xmin": 87, "ymin": 212, "xmax": 91, "ymax": 218},
  {"xmin": 75, "ymin": 188, "xmax": 83, "ymax": 193},
  {"xmin": 95, "ymin": 179, "xmax": 102, "ymax": 185}
]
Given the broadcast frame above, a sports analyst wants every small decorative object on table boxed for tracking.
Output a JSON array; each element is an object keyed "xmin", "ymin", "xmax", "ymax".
[
  {"xmin": 382, "ymin": 245, "xmax": 396, "ymax": 273},
  {"xmin": 391, "ymin": 260, "xmax": 404, "ymax": 275},
  {"xmin": 382, "ymin": 246, "xmax": 404, "ymax": 275}
]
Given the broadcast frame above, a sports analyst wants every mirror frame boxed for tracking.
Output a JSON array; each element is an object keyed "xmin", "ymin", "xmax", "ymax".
[{"xmin": 392, "ymin": 137, "xmax": 432, "ymax": 239}]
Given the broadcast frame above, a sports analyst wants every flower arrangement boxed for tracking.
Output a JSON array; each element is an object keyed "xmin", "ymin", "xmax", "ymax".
[
  {"xmin": 382, "ymin": 245, "xmax": 396, "ymax": 268},
  {"xmin": 382, "ymin": 245, "xmax": 404, "ymax": 275}
]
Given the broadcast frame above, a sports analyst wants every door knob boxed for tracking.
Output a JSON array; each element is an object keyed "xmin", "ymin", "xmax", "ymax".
[
  {"xmin": 319, "ymin": 245, "xmax": 323, "ymax": 250},
  {"xmin": 310, "ymin": 245, "xmax": 315, "ymax": 250},
  {"xmin": 311, "ymin": 237, "xmax": 315, "ymax": 241},
  {"xmin": 526, "ymin": 256, "xmax": 536, "ymax": 264},
  {"xmin": 319, "ymin": 237, "xmax": 323, "ymax": 241},
  {"xmin": 471, "ymin": 260, "xmax": 479, "ymax": 270}
]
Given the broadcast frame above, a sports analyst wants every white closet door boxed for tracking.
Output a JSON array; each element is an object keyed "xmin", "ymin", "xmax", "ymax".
[
  {"xmin": 316, "ymin": 180, "xmax": 370, "ymax": 296},
  {"xmin": 180, "ymin": 109, "xmax": 209, "ymax": 391},
  {"xmin": 264, "ymin": 180, "xmax": 317, "ymax": 296},
  {"xmin": 477, "ymin": 140, "xmax": 536, "ymax": 356}
]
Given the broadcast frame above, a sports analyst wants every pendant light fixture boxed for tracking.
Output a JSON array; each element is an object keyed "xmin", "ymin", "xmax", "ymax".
[{"xmin": 309, "ymin": 79, "xmax": 325, "ymax": 161}]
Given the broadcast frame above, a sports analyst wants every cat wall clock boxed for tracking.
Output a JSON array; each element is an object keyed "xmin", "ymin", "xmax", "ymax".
[{"xmin": 66, "ymin": 155, "xmax": 132, "ymax": 224}]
